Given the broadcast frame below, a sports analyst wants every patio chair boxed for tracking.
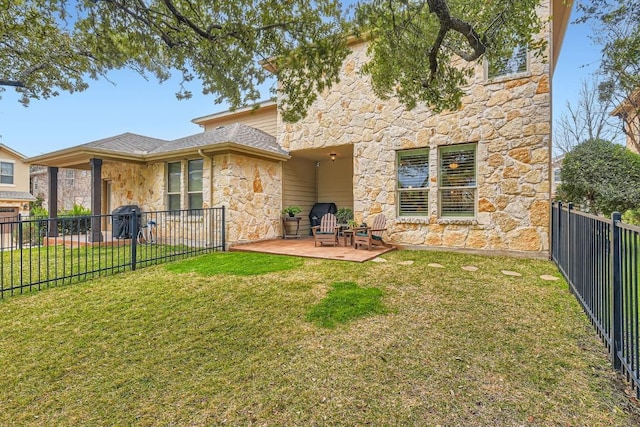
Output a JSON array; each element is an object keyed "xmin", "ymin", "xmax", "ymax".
[
  {"xmin": 311, "ymin": 212, "xmax": 339, "ymax": 247},
  {"xmin": 354, "ymin": 214, "xmax": 389, "ymax": 250}
]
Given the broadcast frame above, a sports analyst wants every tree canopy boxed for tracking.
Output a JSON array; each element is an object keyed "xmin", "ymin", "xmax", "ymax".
[
  {"xmin": 577, "ymin": 0, "xmax": 640, "ymax": 151},
  {"xmin": 1, "ymin": 0, "xmax": 547, "ymax": 121},
  {"xmin": 557, "ymin": 138, "xmax": 640, "ymax": 216}
]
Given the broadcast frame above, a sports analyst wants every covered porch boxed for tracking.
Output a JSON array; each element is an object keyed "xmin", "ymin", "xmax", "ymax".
[{"xmin": 282, "ymin": 144, "xmax": 355, "ymax": 237}]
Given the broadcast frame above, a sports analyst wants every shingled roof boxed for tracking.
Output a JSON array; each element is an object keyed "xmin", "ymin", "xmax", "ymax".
[
  {"xmin": 156, "ymin": 123, "xmax": 286, "ymax": 156},
  {"xmin": 81, "ymin": 133, "xmax": 169, "ymax": 154},
  {"xmin": 25, "ymin": 123, "xmax": 288, "ymax": 168}
]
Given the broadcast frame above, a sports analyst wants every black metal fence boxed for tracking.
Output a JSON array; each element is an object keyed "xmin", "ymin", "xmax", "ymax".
[
  {"xmin": 552, "ymin": 201, "xmax": 640, "ymax": 397},
  {"xmin": 0, "ymin": 207, "xmax": 225, "ymax": 298}
]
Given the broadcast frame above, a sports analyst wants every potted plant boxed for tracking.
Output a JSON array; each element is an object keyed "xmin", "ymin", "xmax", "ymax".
[
  {"xmin": 282, "ymin": 206, "xmax": 302, "ymax": 217},
  {"xmin": 335, "ymin": 207, "xmax": 354, "ymax": 224}
]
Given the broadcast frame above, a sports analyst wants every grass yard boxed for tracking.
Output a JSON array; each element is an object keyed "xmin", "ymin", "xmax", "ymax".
[{"xmin": 1, "ymin": 250, "xmax": 639, "ymax": 426}]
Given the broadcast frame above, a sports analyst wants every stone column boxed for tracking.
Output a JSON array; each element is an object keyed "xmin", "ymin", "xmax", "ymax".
[
  {"xmin": 47, "ymin": 167, "xmax": 58, "ymax": 237},
  {"xmin": 89, "ymin": 158, "xmax": 103, "ymax": 242}
]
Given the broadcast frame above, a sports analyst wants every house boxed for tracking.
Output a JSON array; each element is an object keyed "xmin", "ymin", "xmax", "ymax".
[
  {"xmin": 25, "ymin": 0, "xmax": 572, "ymax": 255},
  {"xmin": 0, "ymin": 144, "xmax": 36, "ymax": 219},
  {"xmin": 611, "ymin": 89, "xmax": 640, "ymax": 154},
  {"xmin": 30, "ymin": 165, "xmax": 92, "ymax": 211}
]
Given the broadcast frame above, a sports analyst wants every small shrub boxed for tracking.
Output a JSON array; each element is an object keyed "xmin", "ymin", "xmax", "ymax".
[{"xmin": 336, "ymin": 208, "xmax": 354, "ymax": 224}]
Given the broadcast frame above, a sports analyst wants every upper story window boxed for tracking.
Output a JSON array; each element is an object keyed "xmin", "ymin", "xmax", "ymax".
[
  {"xmin": 0, "ymin": 161, "xmax": 14, "ymax": 185},
  {"xmin": 167, "ymin": 161, "xmax": 182, "ymax": 211},
  {"xmin": 439, "ymin": 144, "xmax": 477, "ymax": 218},
  {"xmin": 64, "ymin": 169, "xmax": 75, "ymax": 186},
  {"xmin": 553, "ymin": 168, "xmax": 562, "ymax": 183},
  {"xmin": 396, "ymin": 148, "xmax": 430, "ymax": 216},
  {"xmin": 487, "ymin": 45, "xmax": 528, "ymax": 80},
  {"xmin": 188, "ymin": 159, "xmax": 203, "ymax": 212}
]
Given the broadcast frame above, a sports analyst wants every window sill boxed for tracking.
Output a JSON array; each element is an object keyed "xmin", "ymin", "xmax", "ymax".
[
  {"xmin": 396, "ymin": 217, "xmax": 431, "ymax": 225},
  {"xmin": 485, "ymin": 71, "xmax": 532, "ymax": 85},
  {"xmin": 437, "ymin": 218, "xmax": 478, "ymax": 225}
]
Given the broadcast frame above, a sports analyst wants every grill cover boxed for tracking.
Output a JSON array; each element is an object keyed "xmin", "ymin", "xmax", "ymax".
[
  {"xmin": 112, "ymin": 205, "xmax": 142, "ymax": 239},
  {"xmin": 308, "ymin": 203, "xmax": 337, "ymax": 232}
]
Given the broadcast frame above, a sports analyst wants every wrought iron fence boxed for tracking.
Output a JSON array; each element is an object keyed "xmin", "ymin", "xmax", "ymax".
[
  {"xmin": 552, "ymin": 202, "xmax": 639, "ymax": 397},
  {"xmin": 0, "ymin": 207, "xmax": 225, "ymax": 298}
]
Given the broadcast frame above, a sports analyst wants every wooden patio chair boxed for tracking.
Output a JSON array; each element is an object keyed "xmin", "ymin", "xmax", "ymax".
[
  {"xmin": 311, "ymin": 213, "xmax": 339, "ymax": 247},
  {"xmin": 353, "ymin": 214, "xmax": 389, "ymax": 250}
]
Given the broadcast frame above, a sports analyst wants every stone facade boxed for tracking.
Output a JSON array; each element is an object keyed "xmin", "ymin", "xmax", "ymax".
[
  {"xmin": 278, "ymin": 9, "xmax": 552, "ymax": 254},
  {"xmin": 100, "ymin": 153, "xmax": 283, "ymax": 245},
  {"xmin": 30, "ymin": 166, "xmax": 92, "ymax": 212}
]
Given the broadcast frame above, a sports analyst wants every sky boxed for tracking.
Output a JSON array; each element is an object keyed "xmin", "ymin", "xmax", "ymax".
[{"xmin": 0, "ymin": 2, "xmax": 608, "ymax": 159}]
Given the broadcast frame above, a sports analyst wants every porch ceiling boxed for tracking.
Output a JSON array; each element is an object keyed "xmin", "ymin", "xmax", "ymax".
[{"xmin": 291, "ymin": 144, "xmax": 353, "ymax": 162}]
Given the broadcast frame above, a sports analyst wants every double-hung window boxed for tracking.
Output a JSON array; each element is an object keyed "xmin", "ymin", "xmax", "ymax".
[
  {"xmin": 0, "ymin": 161, "xmax": 14, "ymax": 185},
  {"xmin": 487, "ymin": 45, "xmax": 528, "ymax": 79},
  {"xmin": 439, "ymin": 144, "xmax": 477, "ymax": 218},
  {"xmin": 187, "ymin": 159, "xmax": 203, "ymax": 212},
  {"xmin": 167, "ymin": 162, "xmax": 182, "ymax": 211},
  {"xmin": 396, "ymin": 148, "xmax": 430, "ymax": 216}
]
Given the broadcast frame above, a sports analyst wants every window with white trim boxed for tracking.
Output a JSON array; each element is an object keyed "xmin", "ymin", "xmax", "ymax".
[
  {"xmin": 187, "ymin": 159, "xmax": 203, "ymax": 212},
  {"xmin": 0, "ymin": 161, "xmax": 14, "ymax": 185},
  {"xmin": 396, "ymin": 148, "xmax": 430, "ymax": 216},
  {"xmin": 487, "ymin": 45, "xmax": 528, "ymax": 79},
  {"xmin": 439, "ymin": 144, "xmax": 477, "ymax": 218},
  {"xmin": 167, "ymin": 161, "xmax": 182, "ymax": 211}
]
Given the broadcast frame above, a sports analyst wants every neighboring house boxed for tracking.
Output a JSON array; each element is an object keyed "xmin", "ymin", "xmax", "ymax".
[
  {"xmin": 25, "ymin": 0, "xmax": 572, "ymax": 255},
  {"xmin": 0, "ymin": 144, "xmax": 36, "ymax": 219},
  {"xmin": 30, "ymin": 165, "xmax": 92, "ymax": 212},
  {"xmin": 611, "ymin": 89, "xmax": 640, "ymax": 154}
]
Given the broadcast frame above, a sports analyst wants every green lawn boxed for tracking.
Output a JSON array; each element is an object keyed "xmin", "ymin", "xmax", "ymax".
[{"xmin": 1, "ymin": 250, "xmax": 638, "ymax": 426}]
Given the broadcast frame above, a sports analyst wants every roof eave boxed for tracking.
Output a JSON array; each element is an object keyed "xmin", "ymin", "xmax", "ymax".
[{"xmin": 145, "ymin": 142, "xmax": 290, "ymax": 163}]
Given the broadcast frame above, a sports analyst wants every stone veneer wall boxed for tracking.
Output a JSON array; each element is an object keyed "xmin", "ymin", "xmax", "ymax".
[
  {"xmin": 278, "ymin": 10, "xmax": 552, "ymax": 254},
  {"xmin": 213, "ymin": 153, "xmax": 283, "ymax": 244},
  {"xmin": 102, "ymin": 155, "xmax": 282, "ymax": 246},
  {"xmin": 30, "ymin": 166, "xmax": 92, "ymax": 211},
  {"xmin": 103, "ymin": 162, "xmax": 165, "ymax": 212}
]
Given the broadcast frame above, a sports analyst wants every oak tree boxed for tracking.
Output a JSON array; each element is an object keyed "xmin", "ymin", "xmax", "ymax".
[{"xmin": 1, "ymin": 0, "xmax": 547, "ymax": 121}]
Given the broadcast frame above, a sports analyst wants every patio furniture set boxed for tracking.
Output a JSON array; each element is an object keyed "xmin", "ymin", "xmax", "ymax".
[{"xmin": 311, "ymin": 212, "xmax": 390, "ymax": 250}]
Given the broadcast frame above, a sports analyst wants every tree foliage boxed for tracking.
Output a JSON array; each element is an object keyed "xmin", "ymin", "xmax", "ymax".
[
  {"xmin": 355, "ymin": 0, "xmax": 547, "ymax": 112},
  {"xmin": 577, "ymin": 0, "xmax": 640, "ymax": 151},
  {"xmin": 1, "ymin": 0, "xmax": 547, "ymax": 121},
  {"xmin": 557, "ymin": 139, "xmax": 640, "ymax": 216}
]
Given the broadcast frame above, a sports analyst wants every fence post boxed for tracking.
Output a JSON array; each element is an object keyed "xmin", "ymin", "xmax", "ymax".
[
  {"xmin": 131, "ymin": 210, "xmax": 138, "ymax": 271},
  {"xmin": 221, "ymin": 206, "xmax": 226, "ymax": 251},
  {"xmin": 556, "ymin": 201, "xmax": 562, "ymax": 264},
  {"xmin": 567, "ymin": 203, "xmax": 573, "ymax": 285},
  {"xmin": 17, "ymin": 213, "xmax": 23, "ymax": 250},
  {"xmin": 611, "ymin": 211, "xmax": 622, "ymax": 370}
]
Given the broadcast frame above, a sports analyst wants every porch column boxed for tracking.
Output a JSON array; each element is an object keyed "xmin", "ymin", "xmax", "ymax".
[
  {"xmin": 47, "ymin": 166, "xmax": 58, "ymax": 237},
  {"xmin": 89, "ymin": 158, "xmax": 103, "ymax": 242}
]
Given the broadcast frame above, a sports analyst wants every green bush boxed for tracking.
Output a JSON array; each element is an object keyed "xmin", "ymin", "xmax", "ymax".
[
  {"xmin": 622, "ymin": 208, "xmax": 640, "ymax": 226},
  {"xmin": 335, "ymin": 207, "xmax": 354, "ymax": 224}
]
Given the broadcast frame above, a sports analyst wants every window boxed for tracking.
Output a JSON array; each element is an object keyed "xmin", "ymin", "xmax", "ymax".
[
  {"xmin": 187, "ymin": 159, "xmax": 203, "ymax": 211},
  {"xmin": 439, "ymin": 144, "xmax": 477, "ymax": 218},
  {"xmin": 65, "ymin": 169, "xmax": 75, "ymax": 186},
  {"xmin": 0, "ymin": 161, "xmax": 14, "ymax": 185},
  {"xmin": 553, "ymin": 168, "xmax": 562, "ymax": 183},
  {"xmin": 487, "ymin": 45, "xmax": 528, "ymax": 79},
  {"xmin": 396, "ymin": 148, "xmax": 430, "ymax": 216},
  {"xmin": 167, "ymin": 162, "xmax": 181, "ymax": 211}
]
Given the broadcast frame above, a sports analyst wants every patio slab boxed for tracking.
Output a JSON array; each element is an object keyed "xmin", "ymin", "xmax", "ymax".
[{"xmin": 230, "ymin": 237, "xmax": 395, "ymax": 262}]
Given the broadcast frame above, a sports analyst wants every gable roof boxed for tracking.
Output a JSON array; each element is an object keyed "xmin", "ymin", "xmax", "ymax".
[
  {"xmin": 25, "ymin": 124, "xmax": 289, "ymax": 169},
  {"xmin": 0, "ymin": 144, "xmax": 28, "ymax": 160}
]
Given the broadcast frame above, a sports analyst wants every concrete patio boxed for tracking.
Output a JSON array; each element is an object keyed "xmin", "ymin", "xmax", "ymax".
[{"xmin": 230, "ymin": 237, "xmax": 395, "ymax": 262}]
